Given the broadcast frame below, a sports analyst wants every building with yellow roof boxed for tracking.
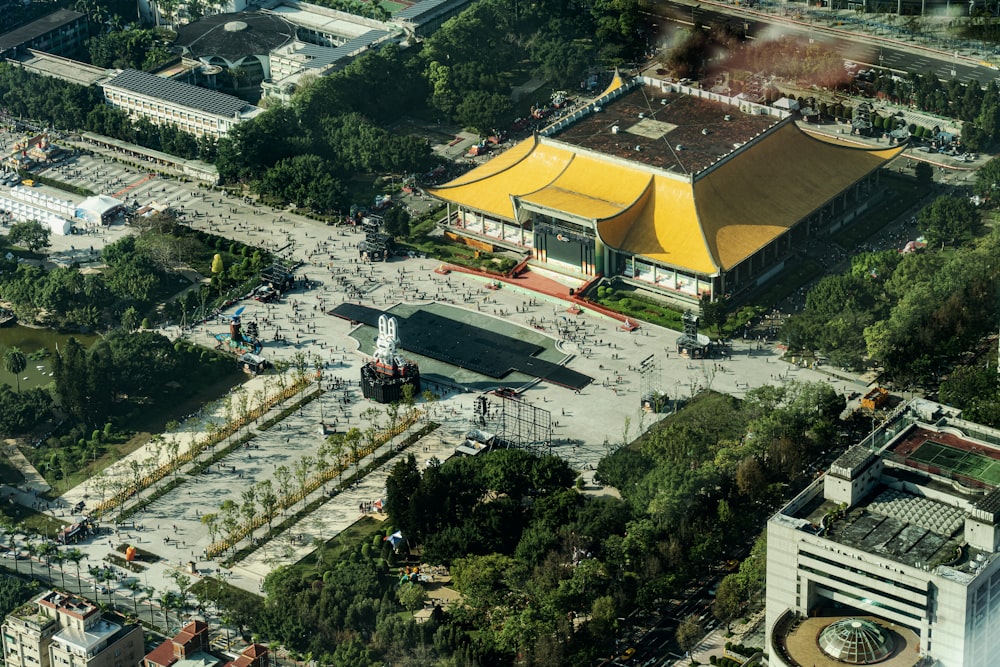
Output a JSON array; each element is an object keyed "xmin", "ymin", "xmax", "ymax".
[{"xmin": 428, "ymin": 75, "xmax": 904, "ymax": 304}]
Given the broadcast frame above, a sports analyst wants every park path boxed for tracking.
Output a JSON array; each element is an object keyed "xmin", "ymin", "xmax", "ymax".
[{"xmin": 3, "ymin": 439, "xmax": 50, "ymax": 493}]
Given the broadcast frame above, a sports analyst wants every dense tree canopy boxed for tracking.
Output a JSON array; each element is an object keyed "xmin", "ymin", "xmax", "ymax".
[
  {"xmin": 87, "ymin": 28, "xmax": 173, "ymax": 71},
  {"xmin": 784, "ymin": 228, "xmax": 1000, "ymax": 384},
  {"xmin": 917, "ymin": 195, "xmax": 980, "ymax": 248},
  {"xmin": 6, "ymin": 220, "xmax": 51, "ymax": 252}
]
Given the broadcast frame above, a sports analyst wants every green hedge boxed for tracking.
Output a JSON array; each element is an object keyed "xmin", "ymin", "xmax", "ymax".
[{"xmin": 591, "ymin": 287, "xmax": 685, "ymax": 330}]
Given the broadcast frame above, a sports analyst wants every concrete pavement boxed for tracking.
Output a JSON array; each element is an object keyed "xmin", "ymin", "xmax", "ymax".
[{"xmin": 0, "ymin": 119, "xmax": 875, "ymax": 614}]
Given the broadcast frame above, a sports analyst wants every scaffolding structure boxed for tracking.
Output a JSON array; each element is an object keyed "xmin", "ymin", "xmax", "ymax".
[
  {"xmin": 474, "ymin": 392, "xmax": 553, "ymax": 455},
  {"xmin": 639, "ymin": 354, "xmax": 668, "ymax": 413}
]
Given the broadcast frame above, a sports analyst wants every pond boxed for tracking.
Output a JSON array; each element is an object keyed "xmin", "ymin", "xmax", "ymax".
[{"xmin": 0, "ymin": 324, "xmax": 98, "ymax": 392}]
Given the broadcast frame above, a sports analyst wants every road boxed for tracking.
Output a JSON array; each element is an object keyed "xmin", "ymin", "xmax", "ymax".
[{"xmin": 650, "ymin": 0, "xmax": 1000, "ymax": 84}]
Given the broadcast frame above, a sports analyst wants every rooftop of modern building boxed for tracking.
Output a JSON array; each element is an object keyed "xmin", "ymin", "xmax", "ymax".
[
  {"xmin": 0, "ymin": 9, "xmax": 84, "ymax": 52},
  {"xmin": 777, "ymin": 401, "xmax": 1000, "ymax": 578},
  {"xmin": 174, "ymin": 11, "xmax": 296, "ymax": 62},
  {"xmin": 546, "ymin": 83, "xmax": 780, "ymax": 176},
  {"xmin": 884, "ymin": 423, "xmax": 1000, "ymax": 491},
  {"xmin": 102, "ymin": 69, "xmax": 259, "ymax": 119},
  {"xmin": 173, "ymin": 651, "xmax": 222, "ymax": 667},
  {"xmin": 5, "ymin": 602, "xmax": 57, "ymax": 628},
  {"xmin": 37, "ymin": 590, "xmax": 98, "ymax": 620},
  {"xmin": 9, "ymin": 49, "xmax": 109, "ymax": 86},
  {"xmin": 51, "ymin": 617, "xmax": 125, "ymax": 652},
  {"xmin": 265, "ymin": 3, "xmax": 385, "ymax": 37}
]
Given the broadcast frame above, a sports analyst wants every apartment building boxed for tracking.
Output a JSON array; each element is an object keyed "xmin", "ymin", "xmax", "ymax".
[{"xmin": 2, "ymin": 591, "xmax": 142, "ymax": 667}]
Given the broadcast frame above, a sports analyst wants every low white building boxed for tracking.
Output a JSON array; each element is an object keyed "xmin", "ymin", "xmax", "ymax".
[
  {"xmin": 0, "ymin": 187, "xmax": 73, "ymax": 234},
  {"xmin": 766, "ymin": 399, "xmax": 1000, "ymax": 667},
  {"xmin": 101, "ymin": 69, "xmax": 262, "ymax": 139}
]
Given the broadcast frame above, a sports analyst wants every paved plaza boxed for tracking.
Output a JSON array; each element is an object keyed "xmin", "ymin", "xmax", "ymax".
[{"xmin": 0, "ymin": 132, "xmax": 875, "ymax": 635}]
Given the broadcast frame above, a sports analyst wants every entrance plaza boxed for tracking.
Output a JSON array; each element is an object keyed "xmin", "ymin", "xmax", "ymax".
[
  {"xmin": 0, "ymin": 137, "xmax": 872, "ymax": 612},
  {"xmin": 778, "ymin": 615, "xmax": 922, "ymax": 667}
]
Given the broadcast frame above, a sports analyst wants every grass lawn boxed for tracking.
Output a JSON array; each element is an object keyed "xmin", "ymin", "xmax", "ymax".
[
  {"xmin": 588, "ymin": 285, "xmax": 685, "ymax": 331},
  {"xmin": 297, "ymin": 516, "xmax": 386, "ymax": 569},
  {"xmin": 0, "ymin": 503, "xmax": 67, "ymax": 538},
  {"xmin": 0, "ymin": 455, "xmax": 25, "ymax": 486},
  {"xmin": 42, "ymin": 363, "xmax": 244, "ymax": 496}
]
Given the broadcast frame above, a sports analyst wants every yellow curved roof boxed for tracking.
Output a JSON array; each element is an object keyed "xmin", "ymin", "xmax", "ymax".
[
  {"xmin": 600, "ymin": 175, "xmax": 717, "ymax": 275},
  {"xmin": 519, "ymin": 154, "xmax": 652, "ymax": 220},
  {"xmin": 427, "ymin": 138, "xmax": 574, "ymax": 217},
  {"xmin": 430, "ymin": 122, "xmax": 902, "ymax": 276},
  {"xmin": 599, "ymin": 69, "xmax": 627, "ymax": 97},
  {"xmin": 440, "ymin": 136, "xmax": 539, "ymax": 188},
  {"xmin": 694, "ymin": 123, "xmax": 905, "ymax": 269}
]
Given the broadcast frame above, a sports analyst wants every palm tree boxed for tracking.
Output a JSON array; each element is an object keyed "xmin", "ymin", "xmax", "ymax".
[
  {"xmin": 52, "ymin": 550, "xmax": 69, "ymax": 590},
  {"xmin": 3, "ymin": 347, "xmax": 27, "ymax": 392},
  {"xmin": 24, "ymin": 541, "xmax": 37, "ymax": 579},
  {"xmin": 64, "ymin": 548, "xmax": 84, "ymax": 594},
  {"xmin": 37, "ymin": 542, "xmax": 57, "ymax": 581}
]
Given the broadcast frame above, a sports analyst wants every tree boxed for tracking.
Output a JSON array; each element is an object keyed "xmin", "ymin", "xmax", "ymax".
[
  {"xmin": 64, "ymin": 548, "xmax": 85, "ymax": 594},
  {"xmin": 7, "ymin": 220, "xmax": 51, "ymax": 252},
  {"xmin": 397, "ymin": 581, "xmax": 427, "ymax": 616},
  {"xmin": 385, "ymin": 454, "xmax": 421, "ymax": 533},
  {"xmin": 120, "ymin": 306, "xmax": 139, "ymax": 333},
  {"xmin": 917, "ymin": 195, "xmax": 980, "ymax": 247},
  {"xmin": 676, "ymin": 613, "xmax": 705, "ymax": 655},
  {"xmin": 383, "ymin": 206, "xmax": 411, "ymax": 239},
  {"xmin": 699, "ymin": 294, "xmax": 727, "ymax": 332},
  {"xmin": 202, "ymin": 513, "xmax": 220, "ymax": 545},
  {"xmin": 211, "ymin": 253, "xmax": 224, "ymax": 275},
  {"xmin": 343, "ymin": 427, "xmax": 363, "ymax": 483},
  {"xmin": 3, "ymin": 347, "xmax": 27, "ymax": 392},
  {"xmin": 712, "ymin": 574, "xmax": 744, "ymax": 631},
  {"xmin": 256, "ymin": 480, "xmax": 279, "ymax": 529}
]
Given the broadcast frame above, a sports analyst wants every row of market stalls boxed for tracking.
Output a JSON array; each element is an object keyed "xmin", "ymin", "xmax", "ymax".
[{"xmin": 0, "ymin": 186, "xmax": 124, "ymax": 235}]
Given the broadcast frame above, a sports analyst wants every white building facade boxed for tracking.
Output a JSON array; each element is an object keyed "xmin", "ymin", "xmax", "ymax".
[
  {"xmin": 101, "ymin": 69, "xmax": 261, "ymax": 139},
  {"xmin": 766, "ymin": 400, "xmax": 1000, "ymax": 667}
]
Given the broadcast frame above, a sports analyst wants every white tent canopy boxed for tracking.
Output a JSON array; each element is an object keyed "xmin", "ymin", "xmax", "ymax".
[
  {"xmin": 75, "ymin": 194, "xmax": 124, "ymax": 224},
  {"xmin": 0, "ymin": 194, "xmax": 72, "ymax": 235}
]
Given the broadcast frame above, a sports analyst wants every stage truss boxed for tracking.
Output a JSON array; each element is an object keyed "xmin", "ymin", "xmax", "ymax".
[{"xmin": 475, "ymin": 392, "xmax": 553, "ymax": 455}]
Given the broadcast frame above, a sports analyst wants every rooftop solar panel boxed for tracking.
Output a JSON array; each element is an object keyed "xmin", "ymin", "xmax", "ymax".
[{"xmin": 103, "ymin": 69, "xmax": 251, "ymax": 118}]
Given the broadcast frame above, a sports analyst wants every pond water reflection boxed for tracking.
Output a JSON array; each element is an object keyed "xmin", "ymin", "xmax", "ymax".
[{"xmin": 0, "ymin": 325, "xmax": 98, "ymax": 391}]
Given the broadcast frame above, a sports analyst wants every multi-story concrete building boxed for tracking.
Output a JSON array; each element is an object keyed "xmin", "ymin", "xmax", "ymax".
[
  {"xmin": 2, "ymin": 591, "xmax": 143, "ymax": 667},
  {"xmin": 101, "ymin": 69, "xmax": 262, "ymax": 139},
  {"xmin": 766, "ymin": 399, "xmax": 1000, "ymax": 667},
  {"xmin": 0, "ymin": 9, "xmax": 87, "ymax": 60}
]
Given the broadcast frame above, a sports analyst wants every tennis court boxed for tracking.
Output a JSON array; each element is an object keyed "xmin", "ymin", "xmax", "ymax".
[{"xmin": 909, "ymin": 440, "xmax": 1000, "ymax": 487}]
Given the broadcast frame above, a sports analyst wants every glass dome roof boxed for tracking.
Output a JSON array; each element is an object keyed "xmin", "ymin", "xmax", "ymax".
[{"xmin": 818, "ymin": 618, "xmax": 895, "ymax": 664}]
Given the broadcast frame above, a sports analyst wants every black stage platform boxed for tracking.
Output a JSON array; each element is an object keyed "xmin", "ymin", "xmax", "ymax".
[{"xmin": 332, "ymin": 304, "xmax": 591, "ymax": 390}]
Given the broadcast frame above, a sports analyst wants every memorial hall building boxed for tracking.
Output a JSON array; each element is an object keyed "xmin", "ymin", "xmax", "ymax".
[{"xmin": 429, "ymin": 74, "xmax": 904, "ymax": 304}]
